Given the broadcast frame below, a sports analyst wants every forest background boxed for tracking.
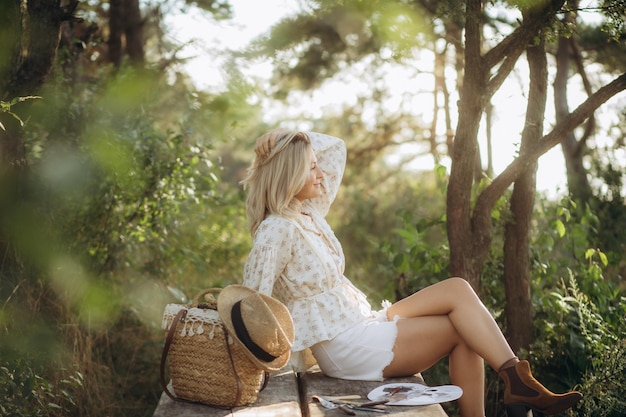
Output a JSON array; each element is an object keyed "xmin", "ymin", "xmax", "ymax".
[{"xmin": 1, "ymin": 1, "xmax": 625, "ymax": 416}]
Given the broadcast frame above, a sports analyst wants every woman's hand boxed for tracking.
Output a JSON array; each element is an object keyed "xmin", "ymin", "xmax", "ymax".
[{"xmin": 255, "ymin": 134, "xmax": 277, "ymax": 159}]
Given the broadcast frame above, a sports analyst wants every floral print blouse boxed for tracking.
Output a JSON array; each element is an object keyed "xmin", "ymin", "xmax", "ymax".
[{"xmin": 243, "ymin": 132, "xmax": 375, "ymax": 353}]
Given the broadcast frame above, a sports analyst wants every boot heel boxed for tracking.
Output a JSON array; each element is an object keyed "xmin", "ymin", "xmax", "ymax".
[{"xmin": 506, "ymin": 404, "xmax": 533, "ymax": 417}]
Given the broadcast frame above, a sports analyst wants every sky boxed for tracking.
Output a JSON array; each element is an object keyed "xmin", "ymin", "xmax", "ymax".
[
  {"xmin": 166, "ymin": 0, "xmax": 298, "ymax": 90},
  {"xmin": 165, "ymin": 0, "xmax": 570, "ymax": 199}
]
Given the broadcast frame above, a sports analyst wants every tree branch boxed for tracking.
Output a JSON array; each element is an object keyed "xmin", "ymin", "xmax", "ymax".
[
  {"xmin": 474, "ymin": 71, "xmax": 626, "ymax": 218},
  {"xmin": 569, "ymin": 36, "xmax": 596, "ymax": 152},
  {"xmin": 484, "ymin": 0, "xmax": 566, "ymax": 79}
]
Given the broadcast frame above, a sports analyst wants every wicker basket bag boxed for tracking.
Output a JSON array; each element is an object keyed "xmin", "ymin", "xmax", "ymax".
[
  {"xmin": 160, "ymin": 286, "xmax": 295, "ymax": 408},
  {"xmin": 160, "ymin": 288, "xmax": 266, "ymax": 407}
]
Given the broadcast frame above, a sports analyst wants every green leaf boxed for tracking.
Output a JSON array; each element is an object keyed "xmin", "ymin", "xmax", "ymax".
[
  {"xmin": 10, "ymin": 95, "xmax": 42, "ymax": 105},
  {"xmin": 435, "ymin": 164, "xmax": 447, "ymax": 179},
  {"xmin": 555, "ymin": 219, "xmax": 566, "ymax": 237}
]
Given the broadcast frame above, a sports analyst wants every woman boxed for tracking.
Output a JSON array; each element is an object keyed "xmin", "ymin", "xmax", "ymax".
[{"xmin": 241, "ymin": 129, "xmax": 582, "ymax": 417}]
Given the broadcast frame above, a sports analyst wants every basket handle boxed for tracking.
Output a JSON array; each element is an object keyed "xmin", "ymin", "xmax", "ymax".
[
  {"xmin": 191, "ymin": 288, "xmax": 221, "ymax": 308},
  {"xmin": 160, "ymin": 308, "xmax": 187, "ymax": 402}
]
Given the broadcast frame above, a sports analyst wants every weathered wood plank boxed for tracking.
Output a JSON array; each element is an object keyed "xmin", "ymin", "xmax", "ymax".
[
  {"xmin": 303, "ymin": 368, "xmax": 449, "ymax": 417},
  {"xmin": 153, "ymin": 370, "xmax": 301, "ymax": 417},
  {"xmin": 153, "ymin": 368, "xmax": 451, "ymax": 417}
]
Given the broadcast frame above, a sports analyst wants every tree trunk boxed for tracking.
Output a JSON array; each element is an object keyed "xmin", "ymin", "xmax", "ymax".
[
  {"xmin": 0, "ymin": 1, "xmax": 22, "ymax": 97},
  {"xmin": 485, "ymin": 101, "xmax": 494, "ymax": 177},
  {"xmin": 447, "ymin": 0, "xmax": 537, "ymax": 288},
  {"xmin": 124, "ymin": 0, "xmax": 145, "ymax": 65},
  {"xmin": 503, "ymin": 35, "xmax": 548, "ymax": 353},
  {"xmin": 0, "ymin": 0, "xmax": 24, "ymax": 171},
  {"xmin": 108, "ymin": 0, "xmax": 144, "ymax": 67},
  {"xmin": 554, "ymin": 8, "xmax": 593, "ymax": 202},
  {"xmin": 0, "ymin": 0, "xmax": 67, "ymax": 268},
  {"xmin": 1, "ymin": 0, "xmax": 67, "ymax": 163},
  {"xmin": 9, "ymin": 1, "xmax": 66, "ymax": 97},
  {"xmin": 429, "ymin": 47, "xmax": 444, "ymax": 165},
  {"xmin": 109, "ymin": 0, "xmax": 124, "ymax": 67},
  {"xmin": 447, "ymin": 0, "xmax": 488, "ymax": 289},
  {"xmin": 446, "ymin": 0, "xmax": 626, "ymax": 297}
]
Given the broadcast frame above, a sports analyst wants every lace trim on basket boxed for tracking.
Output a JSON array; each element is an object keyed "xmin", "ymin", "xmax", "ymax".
[{"xmin": 161, "ymin": 303, "xmax": 223, "ymax": 338}]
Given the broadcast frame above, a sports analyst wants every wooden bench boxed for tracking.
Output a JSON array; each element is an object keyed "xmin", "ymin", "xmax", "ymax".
[{"xmin": 153, "ymin": 367, "xmax": 450, "ymax": 417}]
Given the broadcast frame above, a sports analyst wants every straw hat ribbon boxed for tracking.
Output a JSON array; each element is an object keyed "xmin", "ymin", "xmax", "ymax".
[{"xmin": 218, "ymin": 285, "xmax": 294, "ymax": 372}]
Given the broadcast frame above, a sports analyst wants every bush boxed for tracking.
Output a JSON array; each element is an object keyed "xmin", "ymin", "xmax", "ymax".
[
  {"xmin": 529, "ymin": 273, "xmax": 626, "ymax": 417},
  {"xmin": 378, "ymin": 192, "xmax": 626, "ymax": 416},
  {"xmin": 0, "ymin": 359, "xmax": 82, "ymax": 417},
  {"xmin": 527, "ymin": 197, "xmax": 626, "ymax": 417}
]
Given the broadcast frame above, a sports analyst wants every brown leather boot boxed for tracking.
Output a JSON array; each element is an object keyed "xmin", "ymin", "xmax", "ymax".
[{"xmin": 499, "ymin": 360, "xmax": 582, "ymax": 415}]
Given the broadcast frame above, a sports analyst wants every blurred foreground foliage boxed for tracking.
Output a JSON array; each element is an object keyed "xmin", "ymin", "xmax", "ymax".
[{"xmin": 0, "ymin": 31, "xmax": 258, "ymax": 414}]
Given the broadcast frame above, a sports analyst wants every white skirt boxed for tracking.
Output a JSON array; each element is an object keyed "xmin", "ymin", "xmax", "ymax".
[{"xmin": 310, "ymin": 311, "xmax": 400, "ymax": 381}]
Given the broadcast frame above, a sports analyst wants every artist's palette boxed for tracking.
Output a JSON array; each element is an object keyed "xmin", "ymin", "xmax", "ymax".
[{"xmin": 367, "ymin": 383, "xmax": 463, "ymax": 406}]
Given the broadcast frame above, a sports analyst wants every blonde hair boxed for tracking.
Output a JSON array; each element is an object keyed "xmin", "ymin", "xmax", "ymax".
[{"xmin": 241, "ymin": 129, "xmax": 313, "ymax": 235}]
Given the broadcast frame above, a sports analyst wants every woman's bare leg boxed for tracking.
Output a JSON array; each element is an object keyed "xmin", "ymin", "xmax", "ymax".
[
  {"xmin": 450, "ymin": 338, "xmax": 485, "ymax": 417},
  {"xmin": 386, "ymin": 277, "xmax": 515, "ymax": 369},
  {"xmin": 382, "ymin": 277, "xmax": 516, "ymax": 417},
  {"xmin": 383, "ymin": 315, "xmax": 486, "ymax": 417}
]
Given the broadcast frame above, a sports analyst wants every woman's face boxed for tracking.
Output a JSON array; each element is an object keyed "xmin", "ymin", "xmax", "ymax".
[{"xmin": 295, "ymin": 151, "xmax": 324, "ymax": 202}]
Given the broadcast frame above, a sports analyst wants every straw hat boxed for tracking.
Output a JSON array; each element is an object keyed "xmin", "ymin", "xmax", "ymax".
[{"xmin": 217, "ymin": 285, "xmax": 294, "ymax": 372}]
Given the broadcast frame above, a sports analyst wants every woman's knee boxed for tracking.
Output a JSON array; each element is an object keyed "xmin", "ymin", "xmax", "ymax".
[{"xmin": 444, "ymin": 277, "xmax": 476, "ymax": 296}]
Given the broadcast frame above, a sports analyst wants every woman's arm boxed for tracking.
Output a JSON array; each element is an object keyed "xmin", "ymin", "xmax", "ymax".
[
  {"xmin": 242, "ymin": 217, "xmax": 294, "ymax": 296},
  {"xmin": 306, "ymin": 132, "xmax": 346, "ymax": 217}
]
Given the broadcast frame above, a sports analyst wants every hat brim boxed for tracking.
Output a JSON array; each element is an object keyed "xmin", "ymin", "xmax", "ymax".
[{"xmin": 217, "ymin": 285, "xmax": 293, "ymax": 372}]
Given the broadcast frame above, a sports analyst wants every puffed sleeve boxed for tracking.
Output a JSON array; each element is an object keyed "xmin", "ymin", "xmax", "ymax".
[
  {"xmin": 242, "ymin": 217, "xmax": 295, "ymax": 297},
  {"xmin": 305, "ymin": 132, "xmax": 346, "ymax": 217}
]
